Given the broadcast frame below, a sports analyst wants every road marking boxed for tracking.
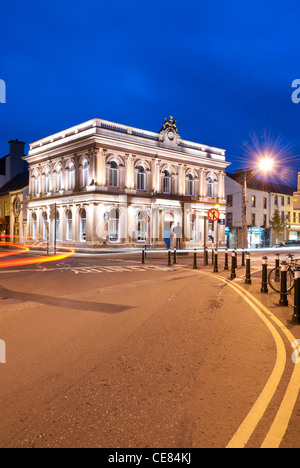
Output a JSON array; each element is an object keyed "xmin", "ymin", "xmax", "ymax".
[
  {"xmin": 223, "ymin": 280, "xmax": 300, "ymax": 449},
  {"xmin": 198, "ymin": 270, "xmax": 294, "ymax": 448}
]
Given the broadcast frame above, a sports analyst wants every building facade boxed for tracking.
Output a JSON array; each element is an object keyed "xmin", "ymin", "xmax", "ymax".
[
  {"xmin": 24, "ymin": 117, "xmax": 229, "ymax": 250},
  {"xmin": 0, "ymin": 172, "xmax": 29, "ymax": 243},
  {"xmin": 225, "ymin": 170, "xmax": 296, "ymax": 248}
]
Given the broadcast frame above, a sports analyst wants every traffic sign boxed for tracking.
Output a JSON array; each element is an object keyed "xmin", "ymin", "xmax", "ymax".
[{"xmin": 208, "ymin": 208, "xmax": 220, "ymax": 222}]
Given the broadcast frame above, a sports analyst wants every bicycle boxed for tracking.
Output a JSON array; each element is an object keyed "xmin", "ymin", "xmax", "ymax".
[{"xmin": 268, "ymin": 254, "xmax": 300, "ymax": 293}]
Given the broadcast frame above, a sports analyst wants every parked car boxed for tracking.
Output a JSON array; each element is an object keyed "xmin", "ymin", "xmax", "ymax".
[{"xmin": 272, "ymin": 240, "xmax": 300, "ymax": 248}]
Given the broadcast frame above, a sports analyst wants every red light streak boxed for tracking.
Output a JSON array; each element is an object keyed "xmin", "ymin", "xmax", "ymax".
[{"xmin": 0, "ymin": 238, "xmax": 75, "ymax": 269}]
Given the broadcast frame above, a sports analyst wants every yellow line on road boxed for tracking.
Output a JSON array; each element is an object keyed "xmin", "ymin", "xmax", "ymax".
[
  {"xmin": 197, "ymin": 271, "xmax": 288, "ymax": 448},
  {"xmin": 225, "ymin": 279, "xmax": 300, "ymax": 448}
]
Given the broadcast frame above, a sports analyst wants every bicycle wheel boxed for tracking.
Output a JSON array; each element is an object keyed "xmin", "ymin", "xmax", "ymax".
[{"xmin": 268, "ymin": 267, "xmax": 294, "ymax": 293}]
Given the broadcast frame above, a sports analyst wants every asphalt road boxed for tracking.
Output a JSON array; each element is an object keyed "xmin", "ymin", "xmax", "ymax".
[{"xmin": 0, "ymin": 250, "xmax": 299, "ymax": 448}]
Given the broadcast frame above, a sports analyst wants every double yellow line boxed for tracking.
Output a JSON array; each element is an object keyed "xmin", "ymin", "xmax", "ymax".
[{"xmin": 198, "ymin": 270, "xmax": 300, "ymax": 448}]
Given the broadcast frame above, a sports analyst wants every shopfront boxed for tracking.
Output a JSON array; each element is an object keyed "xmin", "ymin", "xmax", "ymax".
[{"xmin": 248, "ymin": 227, "xmax": 265, "ymax": 249}]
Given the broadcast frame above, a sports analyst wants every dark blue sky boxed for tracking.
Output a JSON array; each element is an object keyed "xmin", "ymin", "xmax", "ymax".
[{"xmin": 1, "ymin": 0, "xmax": 300, "ymax": 186}]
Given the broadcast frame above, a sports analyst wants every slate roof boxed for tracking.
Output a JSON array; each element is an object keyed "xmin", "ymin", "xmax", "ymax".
[
  {"xmin": 0, "ymin": 172, "xmax": 29, "ymax": 196},
  {"xmin": 227, "ymin": 172, "xmax": 296, "ymax": 196}
]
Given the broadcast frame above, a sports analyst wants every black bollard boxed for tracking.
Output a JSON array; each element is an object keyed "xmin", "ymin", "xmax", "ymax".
[
  {"xmin": 261, "ymin": 256, "xmax": 268, "ymax": 293},
  {"xmin": 212, "ymin": 244, "xmax": 215, "ymax": 266},
  {"xmin": 245, "ymin": 252, "xmax": 252, "ymax": 284},
  {"xmin": 173, "ymin": 248, "xmax": 177, "ymax": 265},
  {"xmin": 168, "ymin": 249, "xmax": 172, "ymax": 267},
  {"xmin": 275, "ymin": 253, "xmax": 280, "ymax": 282},
  {"xmin": 214, "ymin": 249, "xmax": 218, "ymax": 273},
  {"xmin": 279, "ymin": 262, "xmax": 289, "ymax": 307},
  {"xmin": 142, "ymin": 248, "xmax": 146, "ymax": 264},
  {"xmin": 292, "ymin": 267, "xmax": 300, "ymax": 324},
  {"xmin": 205, "ymin": 249, "xmax": 208, "ymax": 266},
  {"xmin": 193, "ymin": 249, "xmax": 198, "ymax": 270},
  {"xmin": 230, "ymin": 250, "xmax": 237, "ymax": 280},
  {"xmin": 242, "ymin": 249, "xmax": 245, "ymax": 267},
  {"xmin": 224, "ymin": 248, "xmax": 229, "ymax": 271}
]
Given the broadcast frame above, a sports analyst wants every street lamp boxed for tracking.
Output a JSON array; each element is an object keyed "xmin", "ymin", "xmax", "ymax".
[{"xmin": 242, "ymin": 158, "xmax": 274, "ymax": 249}]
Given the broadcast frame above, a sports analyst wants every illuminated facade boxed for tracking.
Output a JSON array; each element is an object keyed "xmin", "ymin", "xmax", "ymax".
[{"xmin": 24, "ymin": 117, "xmax": 229, "ymax": 249}]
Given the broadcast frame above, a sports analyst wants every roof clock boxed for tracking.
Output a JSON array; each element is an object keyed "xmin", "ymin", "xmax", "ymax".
[{"xmin": 158, "ymin": 116, "xmax": 180, "ymax": 146}]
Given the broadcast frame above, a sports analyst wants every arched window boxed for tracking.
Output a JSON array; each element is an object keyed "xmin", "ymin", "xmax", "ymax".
[
  {"xmin": 109, "ymin": 161, "xmax": 119, "ymax": 188},
  {"xmin": 42, "ymin": 212, "xmax": 48, "ymax": 241},
  {"xmin": 138, "ymin": 211, "xmax": 148, "ymax": 241},
  {"xmin": 188, "ymin": 174, "xmax": 194, "ymax": 196},
  {"xmin": 32, "ymin": 212, "xmax": 37, "ymax": 240},
  {"xmin": 66, "ymin": 210, "xmax": 72, "ymax": 241},
  {"xmin": 69, "ymin": 164, "xmax": 75, "ymax": 190},
  {"xmin": 163, "ymin": 170, "xmax": 171, "ymax": 194},
  {"xmin": 80, "ymin": 209, "xmax": 87, "ymax": 242},
  {"xmin": 34, "ymin": 173, "xmax": 39, "ymax": 196},
  {"xmin": 109, "ymin": 208, "xmax": 120, "ymax": 241},
  {"xmin": 82, "ymin": 160, "xmax": 88, "ymax": 188},
  {"xmin": 137, "ymin": 166, "xmax": 146, "ymax": 191},
  {"xmin": 45, "ymin": 170, "xmax": 50, "ymax": 194},
  {"xmin": 55, "ymin": 211, "xmax": 60, "ymax": 241},
  {"xmin": 207, "ymin": 177, "xmax": 214, "ymax": 198},
  {"xmin": 190, "ymin": 213, "xmax": 196, "ymax": 241},
  {"xmin": 57, "ymin": 167, "xmax": 62, "ymax": 192}
]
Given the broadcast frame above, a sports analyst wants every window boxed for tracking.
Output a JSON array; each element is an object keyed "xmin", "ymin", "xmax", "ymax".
[
  {"xmin": 263, "ymin": 197, "xmax": 267, "ymax": 209},
  {"xmin": 227, "ymin": 195, "xmax": 233, "ymax": 207},
  {"xmin": 163, "ymin": 171, "xmax": 171, "ymax": 194},
  {"xmin": 32, "ymin": 213, "xmax": 37, "ymax": 240},
  {"xmin": 55, "ymin": 211, "xmax": 60, "ymax": 241},
  {"xmin": 187, "ymin": 174, "xmax": 194, "ymax": 196},
  {"xmin": 42, "ymin": 212, "xmax": 48, "ymax": 241},
  {"xmin": 109, "ymin": 208, "xmax": 120, "ymax": 242},
  {"xmin": 109, "ymin": 161, "xmax": 119, "ymax": 188},
  {"xmin": 80, "ymin": 209, "xmax": 87, "ymax": 242},
  {"xmin": 207, "ymin": 178, "xmax": 214, "ymax": 198},
  {"xmin": 137, "ymin": 166, "xmax": 146, "ymax": 191},
  {"xmin": 281, "ymin": 211, "xmax": 285, "ymax": 221},
  {"xmin": 66, "ymin": 210, "xmax": 72, "ymax": 241},
  {"xmin": 82, "ymin": 160, "xmax": 88, "ymax": 188},
  {"xmin": 288, "ymin": 197, "xmax": 291, "ymax": 205},
  {"xmin": 34, "ymin": 174, "xmax": 39, "ymax": 196},
  {"xmin": 251, "ymin": 213, "xmax": 256, "ymax": 226},
  {"xmin": 190, "ymin": 213, "xmax": 196, "ymax": 241},
  {"xmin": 227, "ymin": 213, "xmax": 233, "ymax": 228},
  {"xmin": 263, "ymin": 214, "xmax": 267, "ymax": 227},
  {"xmin": 138, "ymin": 211, "xmax": 147, "ymax": 241},
  {"xmin": 57, "ymin": 167, "xmax": 62, "ymax": 192},
  {"xmin": 69, "ymin": 164, "xmax": 75, "ymax": 190},
  {"xmin": 45, "ymin": 170, "xmax": 50, "ymax": 194},
  {"xmin": 287, "ymin": 212, "xmax": 291, "ymax": 222},
  {"xmin": 294, "ymin": 212, "xmax": 296, "ymax": 223},
  {"xmin": 281, "ymin": 196, "xmax": 285, "ymax": 206},
  {"xmin": 251, "ymin": 195, "xmax": 256, "ymax": 208},
  {"xmin": 275, "ymin": 195, "xmax": 278, "ymax": 205}
]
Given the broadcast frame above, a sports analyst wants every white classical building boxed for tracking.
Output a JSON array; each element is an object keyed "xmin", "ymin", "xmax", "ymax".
[{"xmin": 24, "ymin": 117, "xmax": 229, "ymax": 250}]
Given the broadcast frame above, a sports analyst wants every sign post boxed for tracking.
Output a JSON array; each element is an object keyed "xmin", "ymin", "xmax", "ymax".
[{"xmin": 207, "ymin": 208, "xmax": 220, "ymax": 248}]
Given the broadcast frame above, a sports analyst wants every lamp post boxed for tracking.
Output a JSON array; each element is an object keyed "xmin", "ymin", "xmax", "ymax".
[{"xmin": 242, "ymin": 158, "xmax": 274, "ymax": 250}]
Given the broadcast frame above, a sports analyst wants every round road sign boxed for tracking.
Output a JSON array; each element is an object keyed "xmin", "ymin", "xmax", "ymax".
[{"xmin": 208, "ymin": 208, "xmax": 220, "ymax": 222}]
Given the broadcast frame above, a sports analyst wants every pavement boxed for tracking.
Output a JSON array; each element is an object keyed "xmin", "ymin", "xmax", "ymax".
[{"xmin": 0, "ymin": 249, "xmax": 299, "ymax": 448}]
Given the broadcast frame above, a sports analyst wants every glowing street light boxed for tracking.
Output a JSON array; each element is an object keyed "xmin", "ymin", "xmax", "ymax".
[{"xmin": 259, "ymin": 157, "xmax": 274, "ymax": 172}]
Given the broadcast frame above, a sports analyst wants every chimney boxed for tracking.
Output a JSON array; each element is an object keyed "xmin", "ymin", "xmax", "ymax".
[
  {"xmin": 9, "ymin": 139, "xmax": 25, "ymax": 157},
  {"xmin": 6, "ymin": 139, "xmax": 27, "ymax": 180}
]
